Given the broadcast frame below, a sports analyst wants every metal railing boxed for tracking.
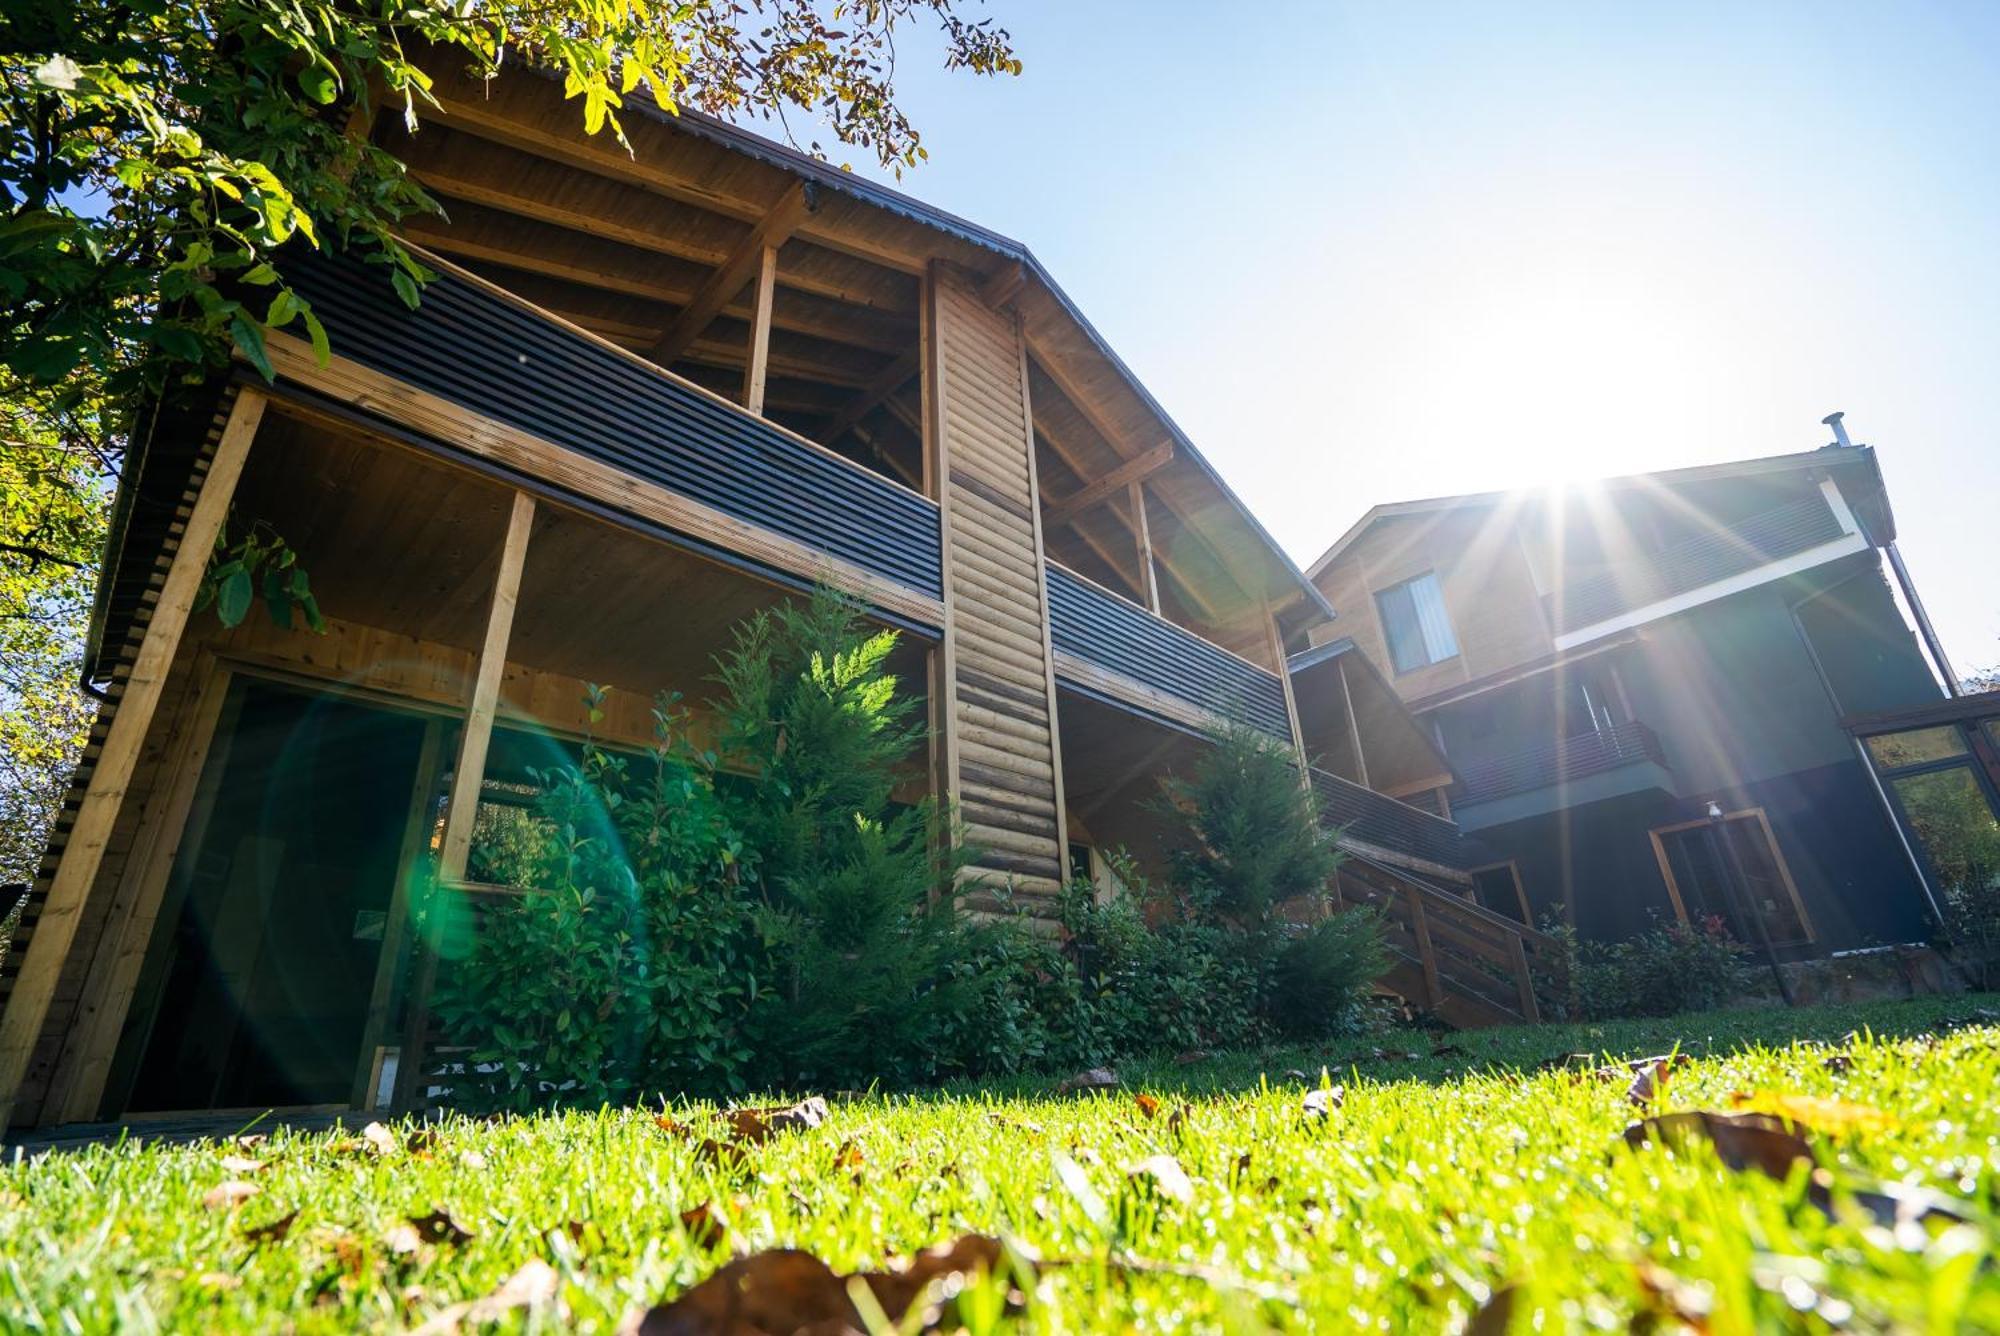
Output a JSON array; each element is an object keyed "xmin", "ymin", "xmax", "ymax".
[
  {"xmin": 1311, "ymin": 766, "xmax": 1470, "ymax": 870},
  {"xmin": 1452, "ymin": 720, "xmax": 1668, "ymax": 807}
]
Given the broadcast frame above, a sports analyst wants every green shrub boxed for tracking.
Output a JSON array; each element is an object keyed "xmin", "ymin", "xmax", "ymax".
[
  {"xmin": 1533, "ymin": 913, "xmax": 1753, "ymax": 1021},
  {"xmin": 1268, "ymin": 909, "xmax": 1389, "ymax": 1038},
  {"xmin": 1162, "ymin": 720, "xmax": 1340, "ymax": 926}
]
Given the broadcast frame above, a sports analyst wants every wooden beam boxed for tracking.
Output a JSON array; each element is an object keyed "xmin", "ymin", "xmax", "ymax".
[
  {"xmin": 823, "ymin": 346, "xmax": 920, "ymax": 444},
  {"xmin": 742, "ymin": 244, "xmax": 778, "ymax": 415},
  {"xmin": 407, "ymin": 166, "xmax": 917, "ymax": 316},
  {"xmin": 1266, "ymin": 602, "xmax": 1311, "ymax": 791},
  {"xmin": 438, "ymin": 491, "xmax": 536, "ymax": 881},
  {"xmin": 0, "ymin": 388, "xmax": 265, "ymax": 1132},
  {"xmin": 651, "ymin": 182, "xmax": 815, "ymax": 363},
  {"xmin": 1130, "ymin": 481, "xmax": 1161, "ymax": 615},
  {"xmin": 1046, "ymin": 441, "xmax": 1174, "ymax": 526},
  {"xmin": 429, "ymin": 95, "xmax": 925, "ymax": 274}
]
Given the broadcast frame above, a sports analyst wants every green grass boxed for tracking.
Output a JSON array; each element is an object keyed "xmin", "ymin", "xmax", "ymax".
[{"xmin": 6, "ymin": 994, "xmax": 2000, "ymax": 1332}]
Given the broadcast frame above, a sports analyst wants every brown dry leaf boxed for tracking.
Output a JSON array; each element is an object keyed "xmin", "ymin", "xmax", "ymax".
[
  {"xmin": 1126, "ymin": 1154, "xmax": 1195, "ymax": 1204},
  {"xmin": 385, "ymin": 1223, "xmax": 425, "ymax": 1257},
  {"xmin": 242, "ymin": 1208, "xmax": 300, "ymax": 1246},
  {"xmin": 232, "ymin": 1133, "xmax": 269, "ymax": 1150},
  {"xmin": 1056, "ymin": 1068, "xmax": 1119, "ymax": 1096},
  {"xmin": 408, "ymin": 1209, "xmax": 474, "ymax": 1247},
  {"xmin": 405, "ymin": 1127, "xmax": 439, "ymax": 1157},
  {"xmin": 1729, "ymin": 1092, "xmax": 1897, "ymax": 1136},
  {"xmin": 623, "ymin": 1236, "xmax": 1015, "ymax": 1336},
  {"xmin": 219, "ymin": 1153, "xmax": 266, "ymax": 1175},
  {"xmin": 726, "ymin": 1096, "xmax": 830, "ymax": 1145},
  {"xmin": 680, "ymin": 1203, "xmax": 728, "ymax": 1250},
  {"xmin": 1636, "ymin": 1260, "xmax": 1715, "ymax": 1330},
  {"xmin": 832, "ymin": 1140, "xmax": 865, "ymax": 1172},
  {"xmin": 361, "ymin": 1121, "xmax": 400, "ymax": 1156},
  {"xmin": 1466, "ymin": 1283, "xmax": 1523, "ymax": 1336},
  {"xmin": 1623, "ymin": 1111, "xmax": 1814, "ymax": 1179},
  {"xmin": 1302, "ymin": 1086, "xmax": 1343, "ymax": 1121},
  {"xmin": 1133, "ymin": 1093, "xmax": 1161, "ymax": 1120},
  {"xmin": 655, "ymin": 1114, "xmax": 691, "ymax": 1136},
  {"xmin": 1166, "ymin": 1106, "xmax": 1187, "ymax": 1137},
  {"xmin": 695, "ymin": 1137, "xmax": 746, "ymax": 1167},
  {"xmin": 1625, "ymin": 1055, "xmax": 1687, "ymax": 1108},
  {"xmin": 202, "ymin": 1180, "xmax": 261, "ymax": 1211},
  {"xmin": 412, "ymin": 1259, "xmax": 563, "ymax": 1336}
]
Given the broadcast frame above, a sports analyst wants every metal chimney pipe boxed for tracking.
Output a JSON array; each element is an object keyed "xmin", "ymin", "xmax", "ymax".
[{"xmin": 1822, "ymin": 411, "xmax": 1854, "ymax": 449}]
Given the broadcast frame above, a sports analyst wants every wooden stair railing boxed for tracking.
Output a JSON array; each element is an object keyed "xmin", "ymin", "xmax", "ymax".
[{"xmin": 1338, "ymin": 854, "xmax": 1556, "ymax": 1027}]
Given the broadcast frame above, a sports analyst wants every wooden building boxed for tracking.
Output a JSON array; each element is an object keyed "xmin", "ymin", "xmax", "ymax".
[
  {"xmin": 1306, "ymin": 442, "xmax": 1953, "ymax": 954},
  {"xmin": 0, "ymin": 67, "xmax": 1554, "ymax": 1132}
]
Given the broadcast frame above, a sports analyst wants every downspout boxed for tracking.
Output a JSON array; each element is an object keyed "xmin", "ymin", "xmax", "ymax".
[{"xmin": 1786, "ymin": 572, "xmax": 1946, "ymax": 929}]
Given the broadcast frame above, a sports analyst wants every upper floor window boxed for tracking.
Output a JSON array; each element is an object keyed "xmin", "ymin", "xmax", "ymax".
[{"xmin": 1377, "ymin": 572, "xmax": 1459, "ymax": 673}]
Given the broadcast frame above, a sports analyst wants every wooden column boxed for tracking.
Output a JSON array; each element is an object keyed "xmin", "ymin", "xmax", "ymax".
[
  {"xmin": 742, "ymin": 244, "xmax": 778, "ymax": 416},
  {"xmin": 394, "ymin": 491, "xmax": 533, "ymax": 1111},
  {"xmin": 1265, "ymin": 603, "xmax": 1311, "ymax": 784},
  {"xmin": 439, "ymin": 491, "xmax": 535, "ymax": 882},
  {"xmin": 1337, "ymin": 656, "xmax": 1370, "ymax": 789},
  {"xmin": 925, "ymin": 263, "xmax": 1071, "ymax": 907},
  {"xmin": 1129, "ymin": 482, "xmax": 1161, "ymax": 615},
  {"xmin": 0, "ymin": 389, "xmax": 266, "ymax": 1131}
]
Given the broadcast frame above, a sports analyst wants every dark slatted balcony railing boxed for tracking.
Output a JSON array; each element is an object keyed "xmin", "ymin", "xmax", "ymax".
[
  {"xmin": 1311, "ymin": 767, "xmax": 1470, "ymax": 871},
  {"xmin": 1557, "ymin": 494, "xmax": 1847, "ymax": 630},
  {"xmin": 282, "ymin": 251, "xmax": 943, "ymax": 603},
  {"xmin": 1451, "ymin": 720, "xmax": 1668, "ymax": 807},
  {"xmin": 1045, "ymin": 564, "xmax": 1292, "ymax": 738}
]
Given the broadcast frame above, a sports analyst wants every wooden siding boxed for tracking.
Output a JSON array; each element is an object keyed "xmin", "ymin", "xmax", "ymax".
[
  {"xmin": 282, "ymin": 250, "xmax": 942, "ymax": 602},
  {"xmin": 929, "ymin": 267, "xmax": 1067, "ymax": 900}
]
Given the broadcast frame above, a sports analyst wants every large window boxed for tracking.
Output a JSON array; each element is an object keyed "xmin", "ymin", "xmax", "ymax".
[
  {"xmin": 1376, "ymin": 571, "xmax": 1460, "ymax": 673},
  {"xmin": 1648, "ymin": 810, "xmax": 1813, "ymax": 951},
  {"xmin": 1862, "ymin": 718, "xmax": 2000, "ymax": 908}
]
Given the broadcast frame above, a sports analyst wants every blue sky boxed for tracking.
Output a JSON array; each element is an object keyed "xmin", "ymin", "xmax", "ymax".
[{"xmin": 827, "ymin": 0, "xmax": 2000, "ymax": 676}]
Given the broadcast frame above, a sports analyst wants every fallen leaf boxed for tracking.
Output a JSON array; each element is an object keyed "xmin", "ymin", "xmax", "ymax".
[
  {"xmin": 1126, "ymin": 1154, "xmax": 1194, "ymax": 1204},
  {"xmin": 1466, "ymin": 1283, "xmax": 1522, "ymax": 1336},
  {"xmin": 232, "ymin": 1133, "xmax": 270, "ymax": 1150},
  {"xmin": 624, "ymin": 1236, "xmax": 1016, "ymax": 1336},
  {"xmin": 219, "ymin": 1153, "xmax": 266, "ymax": 1175},
  {"xmin": 413, "ymin": 1259, "xmax": 563, "ymax": 1335},
  {"xmin": 1635, "ymin": 1260, "xmax": 1715, "ymax": 1328},
  {"xmin": 407, "ymin": 1209, "xmax": 474, "ymax": 1247},
  {"xmin": 242, "ymin": 1209, "xmax": 300, "ymax": 1245},
  {"xmin": 195, "ymin": 1271, "xmax": 243, "ymax": 1292},
  {"xmin": 1729, "ymin": 1092, "xmax": 1897, "ymax": 1135},
  {"xmin": 725, "ymin": 1096, "xmax": 829, "ymax": 1145},
  {"xmin": 1623, "ymin": 1110, "xmax": 1813, "ymax": 1179},
  {"xmin": 404, "ymin": 1127, "xmax": 439, "ymax": 1155},
  {"xmin": 1822, "ymin": 1052, "xmax": 1853, "ymax": 1074},
  {"xmin": 203, "ymin": 1180, "xmax": 261, "ymax": 1211},
  {"xmin": 385, "ymin": 1224, "xmax": 424, "ymax": 1257},
  {"xmin": 680, "ymin": 1203, "xmax": 728, "ymax": 1250},
  {"xmin": 361, "ymin": 1122, "xmax": 399, "ymax": 1156},
  {"xmin": 1302, "ymin": 1086, "xmax": 1343, "ymax": 1121},
  {"xmin": 832, "ymin": 1140, "xmax": 865, "ymax": 1171},
  {"xmin": 1133, "ymin": 1093, "xmax": 1160, "ymax": 1120},
  {"xmin": 1056, "ymin": 1068, "xmax": 1119, "ymax": 1096},
  {"xmin": 1625, "ymin": 1055, "xmax": 1687, "ymax": 1107}
]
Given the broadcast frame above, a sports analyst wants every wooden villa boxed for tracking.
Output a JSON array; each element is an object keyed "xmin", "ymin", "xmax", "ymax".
[{"xmin": 0, "ymin": 65, "xmax": 1551, "ymax": 1132}]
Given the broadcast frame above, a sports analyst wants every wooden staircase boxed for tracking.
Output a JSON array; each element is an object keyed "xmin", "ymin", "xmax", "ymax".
[{"xmin": 1336, "ymin": 854, "xmax": 1559, "ymax": 1029}]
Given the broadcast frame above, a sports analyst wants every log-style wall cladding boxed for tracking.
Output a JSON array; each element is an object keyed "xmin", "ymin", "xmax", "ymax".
[{"xmin": 928, "ymin": 267, "xmax": 1069, "ymax": 902}]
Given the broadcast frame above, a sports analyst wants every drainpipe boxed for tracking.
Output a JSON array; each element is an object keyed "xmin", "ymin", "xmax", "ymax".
[{"xmin": 1824, "ymin": 412, "xmax": 1959, "ymax": 697}]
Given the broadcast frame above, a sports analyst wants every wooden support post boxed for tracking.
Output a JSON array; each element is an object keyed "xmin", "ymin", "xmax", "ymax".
[
  {"xmin": 1337, "ymin": 657, "xmax": 1371, "ymax": 790},
  {"xmin": 651, "ymin": 181, "xmax": 814, "ymax": 364},
  {"xmin": 395, "ymin": 490, "xmax": 534, "ymax": 1112},
  {"xmin": 1129, "ymin": 482, "xmax": 1161, "ymax": 615},
  {"xmin": 0, "ymin": 389, "xmax": 265, "ymax": 1131},
  {"xmin": 741, "ymin": 244, "xmax": 778, "ymax": 416},
  {"xmin": 1265, "ymin": 602, "xmax": 1311, "ymax": 787}
]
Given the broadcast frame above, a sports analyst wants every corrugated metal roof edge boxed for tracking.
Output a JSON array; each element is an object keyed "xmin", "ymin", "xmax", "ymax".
[{"xmin": 612, "ymin": 89, "xmax": 1337, "ymax": 623}]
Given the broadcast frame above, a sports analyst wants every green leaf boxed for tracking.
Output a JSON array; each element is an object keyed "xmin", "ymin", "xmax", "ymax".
[
  {"xmin": 230, "ymin": 312, "xmax": 274, "ymax": 381},
  {"xmin": 266, "ymin": 289, "xmax": 299, "ymax": 329},
  {"xmin": 299, "ymin": 63, "xmax": 339, "ymax": 105},
  {"xmin": 215, "ymin": 567, "xmax": 253, "ymax": 628},
  {"xmin": 301, "ymin": 306, "xmax": 331, "ymax": 365},
  {"xmin": 7, "ymin": 336, "xmax": 83, "ymax": 384},
  {"xmin": 389, "ymin": 267, "xmax": 421, "ymax": 309}
]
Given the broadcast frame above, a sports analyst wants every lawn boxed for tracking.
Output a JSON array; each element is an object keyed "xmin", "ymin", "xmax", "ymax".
[{"xmin": 5, "ymin": 994, "xmax": 1999, "ymax": 1333}]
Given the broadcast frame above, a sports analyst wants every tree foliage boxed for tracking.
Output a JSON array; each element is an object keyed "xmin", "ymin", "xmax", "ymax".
[{"xmin": 2, "ymin": 0, "xmax": 1019, "ymax": 406}]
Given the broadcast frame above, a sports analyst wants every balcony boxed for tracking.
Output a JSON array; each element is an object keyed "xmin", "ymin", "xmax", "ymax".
[
  {"xmin": 1045, "ymin": 563, "xmax": 1291, "ymax": 738},
  {"xmin": 1312, "ymin": 766, "xmax": 1471, "ymax": 873},
  {"xmin": 1450, "ymin": 720, "xmax": 1673, "ymax": 826}
]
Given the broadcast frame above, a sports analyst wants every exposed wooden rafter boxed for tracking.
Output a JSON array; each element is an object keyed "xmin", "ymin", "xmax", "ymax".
[
  {"xmin": 741, "ymin": 244, "xmax": 778, "ymax": 414},
  {"xmin": 978, "ymin": 260, "xmax": 1028, "ymax": 310},
  {"xmin": 652, "ymin": 182, "xmax": 816, "ymax": 364},
  {"xmin": 1045, "ymin": 441, "xmax": 1174, "ymax": 526},
  {"xmin": 822, "ymin": 347, "xmax": 920, "ymax": 444}
]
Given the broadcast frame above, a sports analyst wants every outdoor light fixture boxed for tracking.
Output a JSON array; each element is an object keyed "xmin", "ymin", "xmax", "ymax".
[{"xmin": 1706, "ymin": 800, "xmax": 1724, "ymax": 821}]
